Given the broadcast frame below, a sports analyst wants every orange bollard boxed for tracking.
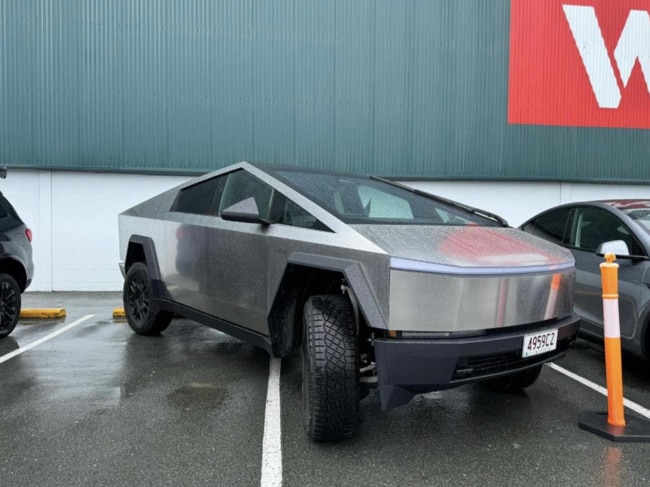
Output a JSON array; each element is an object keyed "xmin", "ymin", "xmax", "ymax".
[
  {"xmin": 601, "ymin": 253, "xmax": 625, "ymax": 427},
  {"xmin": 579, "ymin": 252, "xmax": 650, "ymax": 440}
]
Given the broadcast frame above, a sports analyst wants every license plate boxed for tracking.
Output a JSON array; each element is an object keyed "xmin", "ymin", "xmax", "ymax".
[{"xmin": 522, "ymin": 329, "xmax": 558, "ymax": 358}]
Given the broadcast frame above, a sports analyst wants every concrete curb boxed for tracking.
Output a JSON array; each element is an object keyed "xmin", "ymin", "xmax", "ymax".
[{"xmin": 20, "ymin": 308, "xmax": 67, "ymax": 319}]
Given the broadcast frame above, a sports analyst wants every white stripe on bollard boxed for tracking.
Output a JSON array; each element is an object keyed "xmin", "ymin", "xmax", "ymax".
[{"xmin": 603, "ymin": 299, "xmax": 620, "ymax": 339}]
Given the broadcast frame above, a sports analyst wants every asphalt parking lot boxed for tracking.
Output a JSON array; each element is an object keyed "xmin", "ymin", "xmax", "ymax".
[{"xmin": 3, "ymin": 293, "xmax": 650, "ymax": 486}]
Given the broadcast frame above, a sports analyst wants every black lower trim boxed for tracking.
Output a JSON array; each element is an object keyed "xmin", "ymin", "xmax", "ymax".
[
  {"xmin": 156, "ymin": 298, "xmax": 273, "ymax": 354},
  {"xmin": 452, "ymin": 346, "xmax": 569, "ymax": 381},
  {"xmin": 374, "ymin": 315, "xmax": 580, "ymax": 411}
]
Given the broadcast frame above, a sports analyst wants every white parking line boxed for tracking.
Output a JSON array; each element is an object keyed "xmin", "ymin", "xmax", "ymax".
[
  {"xmin": 0, "ymin": 314, "xmax": 95, "ymax": 365},
  {"xmin": 261, "ymin": 357, "xmax": 283, "ymax": 487},
  {"xmin": 547, "ymin": 362, "xmax": 650, "ymax": 419}
]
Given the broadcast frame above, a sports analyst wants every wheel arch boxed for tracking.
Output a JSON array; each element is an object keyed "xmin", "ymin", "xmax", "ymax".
[
  {"xmin": 124, "ymin": 235, "xmax": 168, "ymax": 300},
  {"xmin": 0, "ymin": 257, "xmax": 27, "ymax": 292},
  {"xmin": 268, "ymin": 253, "xmax": 386, "ymax": 357},
  {"xmin": 125, "ymin": 235, "xmax": 162, "ymax": 279}
]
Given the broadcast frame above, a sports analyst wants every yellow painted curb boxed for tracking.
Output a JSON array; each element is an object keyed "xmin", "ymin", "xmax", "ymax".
[
  {"xmin": 113, "ymin": 308, "xmax": 126, "ymax": 319},
  {"xmin": 20, "ymin": 308, "xmax": 67, "ymax": 319}
]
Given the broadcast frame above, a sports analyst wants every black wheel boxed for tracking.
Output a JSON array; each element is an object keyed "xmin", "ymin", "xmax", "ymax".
[
  {"xmin": 302, "ymin": 295, "xmax": 359, "ymax": 442},
  {"xmin": 0, "ymin": 273, "xmax": 21, "ymax": 339},
  {"xmin": 488, "ymin": 365, "xmax": 543, "ymax": 392},
  {"xmin": 123, "ymin": 262, "xmax": 172, "ymax": 336}
]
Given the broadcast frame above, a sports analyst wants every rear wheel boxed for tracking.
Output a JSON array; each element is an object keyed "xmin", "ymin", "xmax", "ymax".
[
  {"xmin": 302, "ymin": 295, "xmax": 359, "ymax": 442},
  {"xmin": 488, "ymin": 365, "xmax": 543, "ymax": 391},
  {"xmin": 0, "ymin": 273, "xmax": 21, "ymax": 338},
  {"xmin": 123, "ymin": 262, "xmax": 172, "ymax": 335}
]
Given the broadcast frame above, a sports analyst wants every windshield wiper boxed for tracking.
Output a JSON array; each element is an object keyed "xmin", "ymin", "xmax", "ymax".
[{"xmin": 370, "ymin": 176, "xmax": 509, "ymax": 227}]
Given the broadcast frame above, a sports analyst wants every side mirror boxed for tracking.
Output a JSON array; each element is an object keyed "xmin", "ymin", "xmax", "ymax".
[
  {"xmin": 221, "ymin": 197, "xmax": 272, "ymax": 226},
  {"xmin": 0, "ymin": 168, "xmax": 6, "ymax": 179},
  {"xmin": 596, "ymin": 240, "xmax": 630, "ymax": 257}
]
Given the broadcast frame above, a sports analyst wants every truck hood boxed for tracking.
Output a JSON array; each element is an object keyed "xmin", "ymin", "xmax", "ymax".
[{"xmin": 352, "ymin": 225, "xmax": 574, "ymax": 270}]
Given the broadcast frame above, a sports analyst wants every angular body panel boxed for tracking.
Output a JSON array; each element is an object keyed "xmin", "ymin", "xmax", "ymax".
[
  {"xmin": 119, "ymin": 162, "xmax": 580, "ymax": 430},
  {"xmin": 389, "ymin": 268, "xmax": 574, "ymax": 332},
  {"xmin": 354, "ymin": 225, "xmax": 571, "ymax": 268}
]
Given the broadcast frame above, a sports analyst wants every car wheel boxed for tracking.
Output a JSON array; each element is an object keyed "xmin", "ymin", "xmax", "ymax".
[
  {"xmin": 488, "ymin": 364, "xmax": 543, "ymax": 391},
  {"xmin": 123, "ymin": 262, "xmax": 172, "ymax": 336},
  {"xmin": 0, "ymin": 273, "xmax": 21, "ymax": 339},
  {"xmin": 302, "ymin": 294, "xmax": 359, "ymax": 442}
]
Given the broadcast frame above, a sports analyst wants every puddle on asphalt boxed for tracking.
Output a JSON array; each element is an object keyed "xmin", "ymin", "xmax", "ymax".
[{"xmin": 167, "ymin": 383, "xmax": 229, "ymax": 410}]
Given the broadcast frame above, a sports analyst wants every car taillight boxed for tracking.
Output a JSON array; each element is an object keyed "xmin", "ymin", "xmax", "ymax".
[{"xmin": 25, "ymin": 228, "xmax": 32, "ymax": 242}]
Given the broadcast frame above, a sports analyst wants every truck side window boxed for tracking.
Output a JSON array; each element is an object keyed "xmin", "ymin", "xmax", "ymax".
[
  {"xmin": 172, "ymin": 176, "xmax": 225, "ymax": 216},
  {"xmin": 219, "ymin": 170, "xmax": 274, "ymax": 219}
]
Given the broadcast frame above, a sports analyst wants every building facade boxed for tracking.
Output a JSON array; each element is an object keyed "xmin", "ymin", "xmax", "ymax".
[{"xmin": 2, "ymin": 0, "xmax": 649, "ymax": 290}]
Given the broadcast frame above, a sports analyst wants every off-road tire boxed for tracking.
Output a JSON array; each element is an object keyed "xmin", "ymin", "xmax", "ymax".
[
  {"xmin": 123, "ymin": 262, "xmax": 172, "ymax": 336},
  {"xmin": 488, "ymin": 364, "xmax": 543, "ymax": 391},
  {"xmin": 302, "ymin": 294, "xmax": 359, "ymax": 442},
  {"xmin": 0, "ymin": 273, "xmax": 21, "ymax": 338}
]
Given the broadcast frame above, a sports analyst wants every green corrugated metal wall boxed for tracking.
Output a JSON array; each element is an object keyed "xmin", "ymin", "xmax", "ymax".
[{"xmin": 0, "ymin": 0, "xmax": 648, "ymax": 181}]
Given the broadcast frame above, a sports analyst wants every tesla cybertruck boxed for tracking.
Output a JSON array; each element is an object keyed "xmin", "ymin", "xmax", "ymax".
[{"xmin": 119, "ymin": 162, "xmax": 579, "ymax": 441}]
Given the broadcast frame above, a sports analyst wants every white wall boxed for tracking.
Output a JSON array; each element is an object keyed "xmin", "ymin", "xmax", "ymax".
[
  {"xmin": 3, "ymin": 169, "xmax": 650, "ymax": 291},
  {"xmin": 3, "ymin": 170, "xmax": 189, "ymax": 291},
  {"xmin": 407, "ymin": 180, "xmax": 650, "ymax": 228}
]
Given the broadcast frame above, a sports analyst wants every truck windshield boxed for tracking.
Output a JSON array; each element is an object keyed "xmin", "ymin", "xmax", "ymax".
[{"xmin": 272, "ymin": 169, "xmax": 499, "ymax": 226}]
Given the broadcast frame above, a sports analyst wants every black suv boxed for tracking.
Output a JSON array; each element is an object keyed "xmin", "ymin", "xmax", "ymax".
[{"xmin": 0, "ymin": 169, "xmax": 34, "ymax": 338}]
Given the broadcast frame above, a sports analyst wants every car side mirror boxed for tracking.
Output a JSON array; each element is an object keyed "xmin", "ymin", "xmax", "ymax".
[
  {"xmin": 0, "ymin": 167, "xmax": 6, "ymax": 179},
  {"xmin": 596, "ymin": 240, "xmax": 630, "ymax": 257},
  {"xmin": 221, "ymin": 197, "xmax": 272, "ymax": 226}
]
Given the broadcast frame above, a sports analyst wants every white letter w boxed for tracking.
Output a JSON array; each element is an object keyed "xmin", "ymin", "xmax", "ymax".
[{"xmin": 563, "ymin": 5, "xmax": 650, "ymax": 108}]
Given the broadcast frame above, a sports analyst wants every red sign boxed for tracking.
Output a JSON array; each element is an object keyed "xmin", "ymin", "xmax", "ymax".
[{"xmin": 508, "ymin": 0, "xmax": 650, "ymax": 129}]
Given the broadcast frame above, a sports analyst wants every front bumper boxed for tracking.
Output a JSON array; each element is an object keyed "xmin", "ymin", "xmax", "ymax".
[{"xmin": 373, "ymin": 314, "xmax": 580, "ymax": 410}]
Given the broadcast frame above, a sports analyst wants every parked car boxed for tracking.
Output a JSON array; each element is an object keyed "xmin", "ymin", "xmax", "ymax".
[
  {"xmin": 520, "ymin": 200, "xmax": 650, "ymax": 359},
  {"xmin": 0, "ymin": 168, "xmax": 34, "ymax": 338},
  {"xmin": 119, "ymin": 162, "xmax": 579, "ymax": 441}
]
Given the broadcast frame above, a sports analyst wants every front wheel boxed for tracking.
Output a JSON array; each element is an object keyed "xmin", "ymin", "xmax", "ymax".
[
  {"xmin": 488, "ymin": 365, "xmax": 543, "ymax": 392},
  {"xmin": 0, "ymin": 273, "xmax": 21, "ymax": 338},
  {"xmin": 302, "ymin": 295, "xmax": 360, "ymax": 442},
  {"xmin": 123, "ymin": 262, "xmax": 172, "ymax": 336}
]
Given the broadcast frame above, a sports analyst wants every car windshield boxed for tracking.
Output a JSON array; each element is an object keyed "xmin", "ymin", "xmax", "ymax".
[
  {"xmin": 270, "ymin": 169, "xmax": 498, "ymax": 226},
  {"xmin": 623, "ymin": 208, "xmax": 650, "ymax": 235}
]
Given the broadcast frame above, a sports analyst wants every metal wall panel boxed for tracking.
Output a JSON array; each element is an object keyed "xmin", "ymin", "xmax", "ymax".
[{"xmin": 0, "ymin": 0, "xmax": 648, "ymax": 181}]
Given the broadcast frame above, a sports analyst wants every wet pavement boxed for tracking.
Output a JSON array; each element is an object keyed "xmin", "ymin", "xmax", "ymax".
[{"xmin": 2, "ymin": 292, "xmax": 650, "ymax": 486}]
